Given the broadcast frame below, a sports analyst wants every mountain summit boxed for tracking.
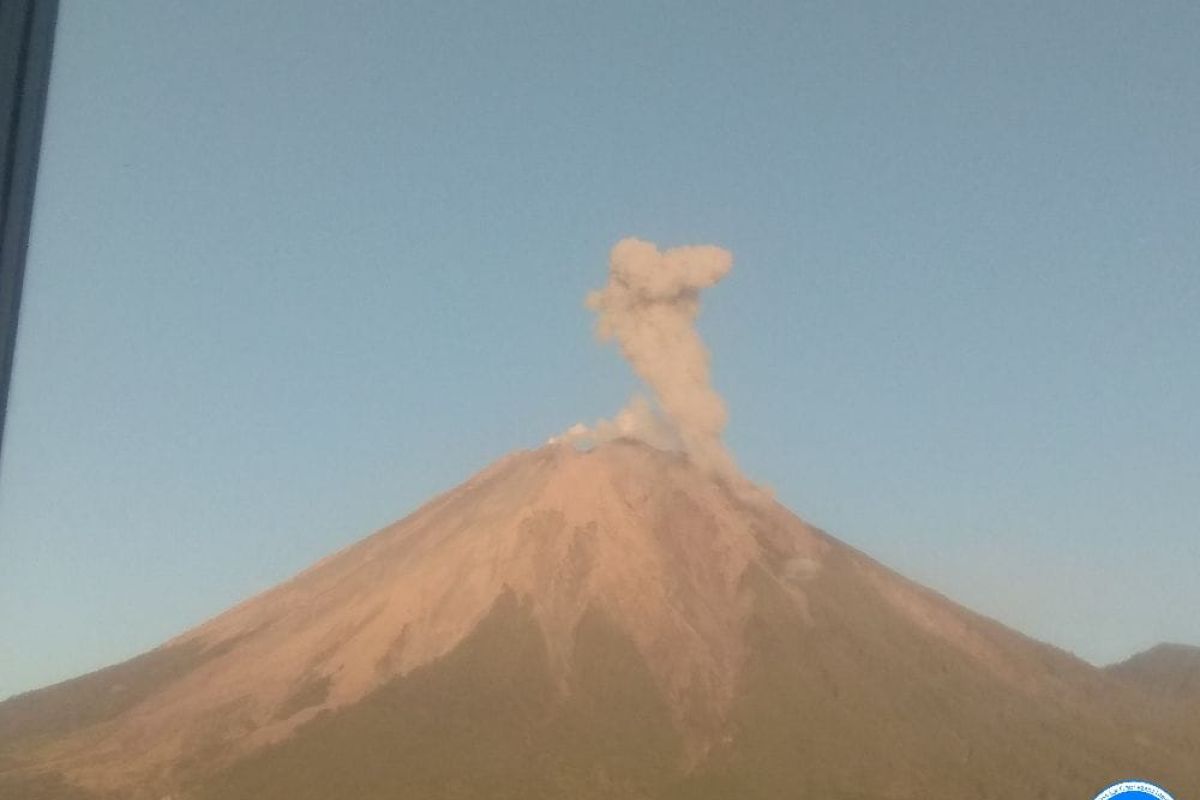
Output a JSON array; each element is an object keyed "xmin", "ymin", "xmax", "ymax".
[{"xmin": 2, "ymin": 441, "xmax": 1196, "ymax": 798}]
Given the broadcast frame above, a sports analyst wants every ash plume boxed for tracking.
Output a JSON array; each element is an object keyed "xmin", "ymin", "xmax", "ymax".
[{"xmin": 556, "ymin": 238, "xmax": 744, "ymax": 484}]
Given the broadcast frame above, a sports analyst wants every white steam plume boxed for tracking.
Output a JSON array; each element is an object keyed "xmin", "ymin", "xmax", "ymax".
[
  {"xmin": 549, "ymin": 394, "xmax": 680, "ymax": 452},
  {"xmin": 555, "ymin": 237, "xmax": 744, "ymax": 484}
]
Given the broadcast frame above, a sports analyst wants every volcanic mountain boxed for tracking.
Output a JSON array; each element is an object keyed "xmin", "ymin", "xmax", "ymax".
[
  {"xmin": 1105, "ymin": 643, "xmax": 1200, "ymax": 762},
  {"xmin": 1, "ymin": 441, "xmax": 1197, "ymax": 799}
]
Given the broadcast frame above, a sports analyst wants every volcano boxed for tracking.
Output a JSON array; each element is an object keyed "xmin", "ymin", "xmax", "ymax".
[{"xmin": 1, "ymin": 441, "xmax": 1196, "ymax": 799}]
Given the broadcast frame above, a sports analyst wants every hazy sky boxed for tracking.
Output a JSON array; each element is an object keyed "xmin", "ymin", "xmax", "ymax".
[{"xmin": 1, "ymin": 1, "xmax": 1197, "ymax": 699}]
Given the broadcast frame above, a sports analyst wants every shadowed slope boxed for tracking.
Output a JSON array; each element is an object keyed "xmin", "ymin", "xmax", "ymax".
[
  {"xmin": 667, "ymin": 559, "xmax": 1199, "ymax": 799},
  {"xmin": 1106, "ymin": 643, "xmax": 1200, "ymax": 763},
  {"xmin": 194, "ymin": 592, "xmax": 681, "ymax": 800},
  {"xmin": 1107, "ymin": 643, "xmax": 1200, "ymax": 704}
]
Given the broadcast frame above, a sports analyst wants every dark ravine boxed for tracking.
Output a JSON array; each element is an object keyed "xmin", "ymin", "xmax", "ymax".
[{"xmin": 1, "ymin": 441, "xmax": 1196, "ymax": 798}]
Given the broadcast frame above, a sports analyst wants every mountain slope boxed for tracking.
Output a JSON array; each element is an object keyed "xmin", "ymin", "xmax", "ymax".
[
  {"xmin": 1107, "ymin": 643, "xmax": 1200, "ymax": 704},
  {"xmin": 2, "ymin": 441, "xmax": 1196, "ymax": 798},
  {"xmin": 1105, "ymin": 643, "xmax": 1200, "ymax": 763}
]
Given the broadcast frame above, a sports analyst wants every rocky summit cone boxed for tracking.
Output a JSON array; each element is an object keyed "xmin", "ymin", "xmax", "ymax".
[{"xmin": 1, "ymin": 441, "xmax": 1197, "ymax": 799}]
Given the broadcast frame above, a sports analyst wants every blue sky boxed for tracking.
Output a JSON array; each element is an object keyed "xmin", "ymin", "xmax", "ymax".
[{"xmin": 0, "ymin": 0, "xmax": 1196, "ymax": 699}]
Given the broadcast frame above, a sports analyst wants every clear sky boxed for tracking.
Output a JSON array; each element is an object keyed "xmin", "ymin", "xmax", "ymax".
[{"xmin": 1, "ymin": 1, "xmax": 1197, "ymax": 700}]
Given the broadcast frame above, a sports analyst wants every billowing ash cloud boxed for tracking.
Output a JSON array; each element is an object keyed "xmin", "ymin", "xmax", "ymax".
[{"xmin": 554, "ymin": 238, "xmax": 744, "ymax": 483}]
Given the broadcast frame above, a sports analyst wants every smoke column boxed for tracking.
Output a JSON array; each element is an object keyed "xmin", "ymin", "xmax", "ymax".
[{"xmin": 556, "ymin": 238, "xmax": 743, "ymax": 484}]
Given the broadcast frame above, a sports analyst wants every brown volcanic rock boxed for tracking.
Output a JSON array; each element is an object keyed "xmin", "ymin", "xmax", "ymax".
[
  {"xmin": 1106, "ymin": 643, "xmax": 1200, "ymax": 761},
  {"xmin": 1, "ymin": 441, "xmax": 1197, "ymax": 798},
  {"xmin": 1107, "ymin": 643, "xmax": 1200, "ymax": 704}
]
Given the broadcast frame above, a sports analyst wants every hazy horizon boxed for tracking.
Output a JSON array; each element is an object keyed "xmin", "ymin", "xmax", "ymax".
[{"xmin": 1, "ymin": 0, "xmax": 1198, "ymax": 700}]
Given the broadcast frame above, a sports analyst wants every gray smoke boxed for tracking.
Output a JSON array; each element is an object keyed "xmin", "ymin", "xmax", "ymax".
[{"xmin": 554, "ymin": 238, "xmax": 744, "ymax": 484}]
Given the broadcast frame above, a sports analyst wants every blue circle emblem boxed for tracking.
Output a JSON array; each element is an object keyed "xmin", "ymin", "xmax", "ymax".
[{"xmin": 1093, "ymin": 780, "xmax": 1175, "ymax": 800}]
